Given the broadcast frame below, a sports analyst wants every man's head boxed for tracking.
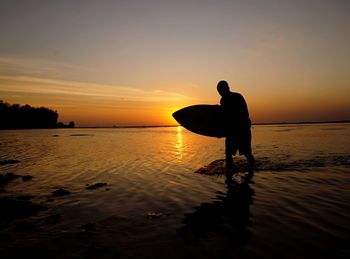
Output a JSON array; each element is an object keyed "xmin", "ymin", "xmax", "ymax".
[{"xmin": 217, "ymin": 80, "xmax": 230, "ymax": 97}]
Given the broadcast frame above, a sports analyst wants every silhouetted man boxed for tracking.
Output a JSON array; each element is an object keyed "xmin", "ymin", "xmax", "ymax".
[{"xmin": 217, "ymin": 80, "xmax": 255, "ymax": 179}]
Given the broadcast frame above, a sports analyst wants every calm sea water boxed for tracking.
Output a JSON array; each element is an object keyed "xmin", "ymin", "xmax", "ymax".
[{"xmin": 0, "ymin": 123, "xmax": 349, "ymax": 258}]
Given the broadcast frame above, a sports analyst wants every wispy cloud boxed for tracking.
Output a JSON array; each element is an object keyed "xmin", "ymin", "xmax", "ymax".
[
  {"xmin": 0, "ymin": 55, "xmax": 196, "ymax": 103},
  {"xmin": 0, "ymin": 75, "xmax": 195, "ymax": 102},
  {"xmin": 0, "ymin": 56, "xmax": 92, "ymax": 75}
]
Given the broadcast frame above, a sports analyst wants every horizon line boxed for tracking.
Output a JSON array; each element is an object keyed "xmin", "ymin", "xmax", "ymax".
[{"xmin": 76, "ymin": 119, "xmax": 350, "ymax": 129}]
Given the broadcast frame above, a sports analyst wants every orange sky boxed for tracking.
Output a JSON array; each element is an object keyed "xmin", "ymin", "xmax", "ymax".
[{"xmin": 0, "ymin": 0, "xmax": 349, "ymax": 126}]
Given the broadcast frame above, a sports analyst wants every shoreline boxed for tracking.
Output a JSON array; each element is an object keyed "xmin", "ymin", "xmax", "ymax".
[{"xmin": 32, "ymin": 119, "xmax": 350, "ymax": 128}]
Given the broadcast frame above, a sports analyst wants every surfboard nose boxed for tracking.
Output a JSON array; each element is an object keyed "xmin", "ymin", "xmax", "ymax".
[
  {"xmin": 172, "ymin": 109, "xmax": 185, "ymax": 124},
  {"xmin": 172, "ymin": 105, "xmax": 226, "ymax": 137}
]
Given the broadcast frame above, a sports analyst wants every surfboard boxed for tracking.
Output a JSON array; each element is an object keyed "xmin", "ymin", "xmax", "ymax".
[{"xmin": 172, "ymin": 105, "xmax": 227, "ymax": 137}]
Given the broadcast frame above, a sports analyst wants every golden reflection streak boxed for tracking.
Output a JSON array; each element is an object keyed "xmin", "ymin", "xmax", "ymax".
[{"xmin": 175, "ymin": 126, "xmax": 183, "ymax": 159}]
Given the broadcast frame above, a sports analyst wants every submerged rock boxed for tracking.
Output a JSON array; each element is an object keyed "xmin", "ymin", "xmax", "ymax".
[
  {"xmin": 194, "ymin": 160, "xmax": 226, "ymax": 175},
  {"xmin": 146, "ymin": 212, "xmax": 173, "ymax": 219},
  {"xmin": 147, "ymin": 212, "xmax": 164, "ymax": 219},
  {"xmin": 3, "ymin": 172, "xmax": 20, "ymax": 181},
  {"xmin": 22, "ymin": 175, "xmax": 33, "ymax": 181},
  {"xmin": 0, "ymin": 160, "xmax": 20, "ymax": 165},
  {"xmin": 44, "ymin": 214, "xmax": 61, "ymax": 224},
  {"xmin": 52, "ymin": 188, "xmax": 71, "ymax": 197},
  {"xmin": 15, "ymin": 195, "xmax": 35, "ymax": 201},
  {"xmin": 194, "ymin": 158, "xmax": 253, "ymax": 175},
  {"xmin": 0, "ymin": 173, "xmax": 21, "ymax": 187},
  {"xmin": 86, "ymin": 183, "xmax": 107, "ymax": 190},
  {"xmin": 82, "ymin": 223, "xmax": 96, "ymax": 232},
  {"xmin": 0, "ymin": 197, "xmax": 47, "ymax": 223},
  {"xmin": 15, "ymin": 220, "xmax": 36, "ymax": 232}
]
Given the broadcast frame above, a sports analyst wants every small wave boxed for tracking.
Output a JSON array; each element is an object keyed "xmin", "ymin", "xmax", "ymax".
[
  {"xmin": 0, "ymin": 159, "xmax": 21, "ymax": 166},
  {"xmin": 259, "ymin": 155, "xmax": 350, "ymax": 171},
  {"xmin": 321, "ymin": 127, "xmax": 347, "ymax": 131},
  {"xmin": 195, "ymin": 155, "xmax": 350, "ymax": 175},
  {"xmin": 69, "ymin": 134, "xmax": 94, "ymax": 137}
]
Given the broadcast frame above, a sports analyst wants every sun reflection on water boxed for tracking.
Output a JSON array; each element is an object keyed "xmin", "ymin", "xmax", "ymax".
[{"xmin": 175, "ymin": 126, "xmax": 184, "ymax": 159}]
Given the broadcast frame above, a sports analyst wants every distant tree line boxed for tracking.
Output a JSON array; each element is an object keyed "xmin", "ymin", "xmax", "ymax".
[
  {"xmin": 0, "ymin": 100, "xmax": 75, "ymax": 129},
  {"xmin": 57, "ymin": 121, "xmax": 75, "ymax": 128}
]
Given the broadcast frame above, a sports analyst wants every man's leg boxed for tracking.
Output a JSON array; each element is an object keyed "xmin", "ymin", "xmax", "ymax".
[
  {"xmin": 225, "ymin": 136, "xmax": 234, "ymax": 170},
  {"xmin": 225, "ymin": 136, "xmax": 238, "ymax": 182},
  {"xmin": 244, "ymin": 128, "xmax": 255, "ymax": 172},
  {"xmin": 246, "ymin": 153, "xmax": 255, "ymax": 173}
]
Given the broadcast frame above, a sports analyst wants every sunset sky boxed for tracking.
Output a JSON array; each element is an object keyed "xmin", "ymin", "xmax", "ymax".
[{"xmin": 0, "ymin": 0, "xmax": 349, "ymax": 126}]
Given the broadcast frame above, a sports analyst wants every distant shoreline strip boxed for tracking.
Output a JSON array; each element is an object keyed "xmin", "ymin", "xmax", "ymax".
[
  {"xmin": 80, "ymin": 120, "xmax": 350, "ymax": 129},
  {"xmin": 1, "ymin": 120, "xmax": 349, "ymax": 130}
]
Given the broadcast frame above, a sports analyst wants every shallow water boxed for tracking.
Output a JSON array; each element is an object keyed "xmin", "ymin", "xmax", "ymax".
[{"xmin": 0, "ymin": 123, "xmax": 349, "ymax": 258}]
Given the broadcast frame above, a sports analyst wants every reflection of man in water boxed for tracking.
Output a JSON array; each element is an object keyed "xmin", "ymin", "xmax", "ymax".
[
  {"xmin": 177, "ymin": 171, "xmax": 255, "ymax": 248},
  {"xmin": 217, "ymin": 80, "xmax": 255, "ymax": 178}
]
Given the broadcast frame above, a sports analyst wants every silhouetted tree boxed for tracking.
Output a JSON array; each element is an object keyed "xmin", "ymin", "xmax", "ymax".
[
  {"xmin": 68, "ymin": 121, "xmax": 75, "ymax": 128},
  {"xmin": 0, "ymin": 100, "xmax": 59, "ymax": 129},
  {"xmin": 56, "ymin": 122, "xmax": 66, "ymax": 128},
  {"xmin": 56, "ymin": 120, "xmax": 76, "ymax": 128}
]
